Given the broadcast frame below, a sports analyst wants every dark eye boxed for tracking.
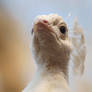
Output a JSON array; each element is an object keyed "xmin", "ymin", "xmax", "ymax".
[
  {"xmin": 31, "ymin": 28, "xmax": 33, "ymax": 34},
  {"xmin": 59, "ymin": 26, "xmax": 66, "ymax": 34}
]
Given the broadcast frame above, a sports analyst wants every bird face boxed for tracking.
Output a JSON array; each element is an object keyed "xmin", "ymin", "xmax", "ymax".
[{"xmin": 31, "ymin": 14, "xmax": 72, "ymax": 64}]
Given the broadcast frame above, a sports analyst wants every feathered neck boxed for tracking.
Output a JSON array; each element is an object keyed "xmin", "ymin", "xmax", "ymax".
[{"xmin": 35, "ymin": 54, "xmax": 70, "ymax": 81}]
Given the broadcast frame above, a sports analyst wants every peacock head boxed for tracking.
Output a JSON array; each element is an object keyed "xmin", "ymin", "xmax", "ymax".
[{"xmin": 31, "ymin": 14, "xmax": 72, "ymax": 66}]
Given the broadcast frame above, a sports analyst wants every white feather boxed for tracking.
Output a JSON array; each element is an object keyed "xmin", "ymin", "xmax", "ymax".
[{"xmin": 71, "ymin": 19, "xmax": 86, "ymax": 75}]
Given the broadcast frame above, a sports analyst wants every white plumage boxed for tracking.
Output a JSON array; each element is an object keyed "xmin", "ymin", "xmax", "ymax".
[{"xmin": 23, "ymin": 14, "xmax": 86, "ymax": 92}]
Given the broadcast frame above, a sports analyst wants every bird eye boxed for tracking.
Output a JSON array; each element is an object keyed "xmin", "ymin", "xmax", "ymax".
[
  {"xmin": 31, "ymin": 28, "xmax": 33, "ymax": 34},
  {"xmin": 59, "ymin": 26, "xmax": 66, "ymax": 34}
]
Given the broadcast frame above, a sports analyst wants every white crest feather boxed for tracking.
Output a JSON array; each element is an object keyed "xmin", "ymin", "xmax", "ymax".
[{"xmin": 71, "ymin": 19, "xmax": 86, "ymax": 75}]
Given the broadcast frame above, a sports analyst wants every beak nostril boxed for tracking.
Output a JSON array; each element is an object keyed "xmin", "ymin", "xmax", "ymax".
[{"xmin": 43, "ymin": 20, "xmax": 48, "ymax": 24}]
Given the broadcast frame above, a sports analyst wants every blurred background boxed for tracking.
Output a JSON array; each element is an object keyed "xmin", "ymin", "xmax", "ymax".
[{"xmin": 0, "ymin": 0, "xmax": 92, "ymax": 92}]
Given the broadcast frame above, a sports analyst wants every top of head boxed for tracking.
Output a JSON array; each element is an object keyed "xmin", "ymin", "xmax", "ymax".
[
  {"xmin": 31, "ymin": 14, "xmax": 72, "ymax": 68},
  {"xmin": 32, "ymin": 14, "xmax": 68, "ymax": 40}
]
